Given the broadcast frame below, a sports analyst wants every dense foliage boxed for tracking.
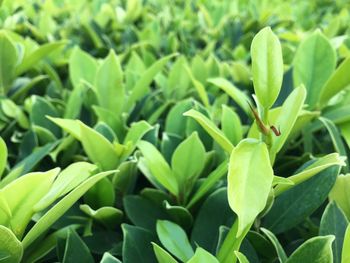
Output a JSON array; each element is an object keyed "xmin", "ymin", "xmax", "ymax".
[{"xmin": 1, "ymin": 0, "xmax": 350, "ymax": 262}]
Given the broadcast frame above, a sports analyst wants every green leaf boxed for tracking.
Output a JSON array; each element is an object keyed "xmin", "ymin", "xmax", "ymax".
[
  {"xmin": 137, "ymin": 140, "xmax": 178, "ymax": 196},
  {"xmin": 228, "ymin": 139, "xmax": 274, "ymax": 236},
  {"xmin": 186, "ymin": 66, "xmax": 209, "ymax": 108},
  {"xmin": 84, "ymin": 177, "xmax": 115, "ymax": 208},
  {"xmin": 122, "ymin": 224, "xmax": 156, "ymax": 263},
  {"xmin": 163, "ymin": 201, "xmax": 193, "ymax": 230},
  {"xmin": 0, "ymin": 168, "xmax": 59, "ymax": 238},
  {"xmin": 293, "ymin": 30, "xmax": 336, "ymax": 108},
  {"xmin": 0, "ymin": 137, "xmax": 7, "ymax": 179},
  {"xmin": 95, "ymin": 50, "xmax": 124, "ymax": 114},
  {"xmin": 183, "ymin": 109, "xmax": 234, "ymax": 153},
  {"xmin": 187, "ymin": 248, "xmax": 219, "ymax": 263},
  {"xmin": 263, "ymin": 166, "xmax": 339, "ymax": 234},
  {"xmin": 342, "ymin": 224, "xmax": 350, "ymax": 263},
  {"xmin": 122, "ymin": 120, "xmax": 153, "ymax": 158},
  {"xmin": 152, "ymin": 242, "xmax": 178, "ymax": 263},
  {"xmin": 0, "ymin": 32, "xmax": 18, "ymax": 95},
  {"xmin": 319, "ymin": 117, "xmax": 348, "ymax": 170},
  {"xmin": 251, "ymin": 27, "xmax": 283, "ymax": 109},
  {"xmin": 100, "ymin": 252, "xmax": 122, "ymax": 263},
  {"xmin": 319, "ymin": 202, "xmax": 348, "ymax": 263},
  {"xmin": 123, "ymin": 195, "xmax": 168, "ymax": 232},
  {"xmin": 191, "ymin": 188, "xmax": 232, "ymax": 255},
  {"xmin": 260, "ymin": 228, "xmax": 287, "ymax": 263},
  {"xmin": 0, "ymin": 225, "xmax": 22, "ymax": 263},
  {"xmin": 274, "ymin": 153, "xmax": 345, "ymax": 195},
  {"xmin": 171, "ymin": 132, "xmax": 205, "ymax": 186},
  {"xmin": 35, "ymin": 162, "xmax": 96, "ymax": 209},
  {"xmin": 156, "ymin": 220, "xmax": 194, "ymax": 261},
  {"xmin": 319, "ymin": 57, "xmax": 350, "ymax": 106},
  {"xmin": 285, "ymin": 236, "xmax": 334, "ymax": 263},
  {"xmin": 79, "ymin": 121, "xmax": 120, "ymax": 170},
  {"xmin": 186, "ymin": 161, "xmax": 228, "ymax": 209},
  {"xmin": 22, "ymin": 170, "xmax": 116, "ymax": 248},
  {"xmin": 62, "ymin": 230, "xmax": 94, "ymax": 263},
  {"xmin": 270, "ymin": 86, "xmax": 306, "ymax": 157},
  {"xmin": 165, "ymin": 100, "xmax": 192, "ymax": 137},
  {"xmin": 126, "ymin": 54, "xmax": 177, "ymax": 110},
  {"xmin": 208, "ymin": 78, "xmax": 251, "ymax": 115},
  {"xmin": 69, "ymin": 46, "xmax": 97, "ymax": 89},
  {"xmin": 221, "ymin": 105, "xmax": 243, "ymax": 146},
  {"xmin": 80, "ymin": 204, "xmax": 123, "ymax": 228},
  {"xmin": 234, "ymin": 251, "xmax": 249, "ymax": 263},
  {"xmin": 15, "ymin": 41, "xmax": 66, "ymax": 76},
  {"xmin": 329, "ymin": 174, "xmax": 350, "ymax": 220},
  {"xmin": 47, "ymin": 117, "xmax": 81, "ymax": 139}
]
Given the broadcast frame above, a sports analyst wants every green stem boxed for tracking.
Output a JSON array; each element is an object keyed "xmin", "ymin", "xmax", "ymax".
[{"xmin": 217, "ymin": 219, "xmax": 252, "ymax": 263}]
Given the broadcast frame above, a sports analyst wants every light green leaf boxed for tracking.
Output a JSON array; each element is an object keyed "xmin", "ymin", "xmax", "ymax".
[
  {"xmin": 122, "ymin": 120, "xmax": 153, "ymax": 158},
  {"xmin": 152, "ymin": 242, "xmax": 178, "ymax": 263},
  {"xmin": 234, "ymin": 251, "xmax": 250, "ymax": 263},
  {"xmin": 221, "ymin": 105, "xmax": 243, "ymax": 146},
  {"xmin": 261, "ymin": 228, "xmax": 287, "ymax": 262},
  {"xmin": 126, "ymin": 54, "xmax": 177, "ymax": 110},
  {"xmin": 183, "ymin": 109, "xmax": 234, "ymax": 153},
  {"xmin": 69, "ymin": 46, "xmax": 97, "ymax": 89},
  {"xmin": 187, "ymin": 248, "xmax": 219, "ymax": 263},
  {"xmin": 270, "ymin": 86, "xmax": 306, "ymax": 157},
  {"xmin": 0, "ymin": 137, "xmax": 7, "ymax": 179},
  {"xmin": 47, "ymin": 116, "xmax": 81, "ymax": 139},
  {"xmin": 79, "ymin": 121, "xmax": 120, "ymax": 170},
  {"xmin": 342, "ymin": 224, "xmax": 350, "ymax": 263},
  {"xmin": 1, "ymin": 168, "xmax": 59, "ymax": 238},
  {"xmin": 80, "ymin": 204, "xmax": 123, "ymax": 229},
  {"xmin": 274, "ymin": 153, "xmax": 345, "ymax": 195},
  {"xmin": 95, "ymin": 50, "xmax": 124, "ymax": 114},
  {"xmin": 0, "ymin": 32, "xmax": 18, "ymax": 95},
  {"xmin": 0, "ymin": 225, "xmax": 22, "ymax": 263},
  {"xmin": 100, "ymin": 252, "xmax": 122, "ymax": 263},
  {"xmin": 34, "ymin": 162, "xmax": 97, "ymax": 211},
  {"xmin": 137, "ymin": 141, "xmax": 178, "ymax": 196},
  {"xmin": 171, "ymin": 132, "xmax": 205, "ymax": 185},
  {"xmin": 186, "ymin": 161, "xmax": 228, "ymax": 209},
  {"xmin": 185, "ymin": 66, "xmax": 209, "ymax": 108},
  {"xmin": 228, "ymin": 139, "xmax": 273, "ymax": 236},
  {"xmin": 156, "ymin": 220, "xmax": 194, "ymax": 262},
  {"xmin": 293, "ymin": 30, "xmax": 336, "ymax": 108},
  {"xmin": 208, "ymin": 78, "xmax": 251, "ymax": 115},
  {"xmin": 15, "ymin": 41, "xmax": 66, "ymax": 76},
  {"xmin": 285, "ymin": 236, "xmax": 334, "ymax": 263},
  {"xmin": 329, "ymin": 174, "xmax": 350, "ymax": 220},
  {"xmin": 319, "ymin": 57, "xmax": 350, "ymax": 107},
  {"xmin": 22, "ymin": 170, "xmax": 116, "ymax": 248},
  {"xmin": 251, "ymin": 27, "xmax": 283, "ymax": 109}
]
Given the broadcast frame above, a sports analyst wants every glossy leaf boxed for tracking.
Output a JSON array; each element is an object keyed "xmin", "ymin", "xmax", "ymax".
[
  {"xmin": 187, "ymin": 248, "xmax": 219, "ymax": 263},
  {"xmin": 0, "ymin": 33, "xmax": 18, "ymax": 94},
  {"xmin": 285, "ymin": 236, "xmax": 334, "ymax": 263},
  {"xmin": 342, "ymin": 224, "xmax": 350, "ymax": 263},
  {"xmin": 329, "ymin": 174, "xmax": 350, "ymax": 220},
  {"xmin": 319, "ymin": 57, "xmax": 350, "ymax": 106},
  {"xmin": 221, "ymin": 105, "xmax": 243, "ymax": 146},
  {"xmin": 122, "ymin": 224, "xmax": 156, "ymax": 263},
  {"xmin": 184, "ymin": 109, "xmax": 234, "ymax": 153},
  {"xmin": 293, "ymin": 30, "xmax": 336, "ymax": 108},
  {"xmin": 319, "ymin": 202, "xmax": 348, "ymax": 263},
  {"xmin": 234, "ymin": 251, "xmax": 249, "ymax": 263},
  {"xmin": 95, "ymin": 50, "xmax": 124, "ymax": 114},
  {"xmin": 270, "ymin": 86, "xmax": 306, "ymax": 157},
  {"xmin": 261, "ymin": 228, "xmax": 287, "ymax": 262},
  {"xmin": 171, "ymin": 132, "xmax": 205, "ymax": 185},
  {"xmin": 156, "ymin": 220, "xmax": 194, "ymax": 261},
  {"xmin": 62, "ymin": 230, "xmax": 94, "ymax": 263},
  {"xmin": 137, "ymin": 140, "xmax": 178, "ymax": 195},
  {"xmin": 152, "ymin": 242, "xmax": 178, "ymax": 263},
  {"xmin": 0, "ymin": 225, "xmax": 22, "ymax": 263},
  {"xmin": 251, "ymin": 27, "xmax": 283, "ymax": 109},
  {"xmin": 22, "ymin": 170, "xmax": 116, "ymax": 248},
  {"xmin": 228, "ymin": 139, "xmax": 273, "ymax": 236}
]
